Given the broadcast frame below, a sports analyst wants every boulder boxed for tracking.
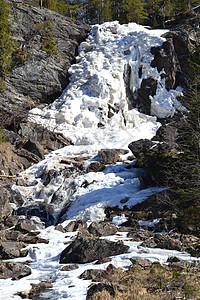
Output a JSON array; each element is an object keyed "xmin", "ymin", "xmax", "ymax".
[
  {"xmin": 59, "ymin": 237, "xmax": 129, "ymax": 264},
  {"xmin": 127, "ymin": 230, "xmax": 154, "ymax": 241},
  {"xmin": 15, "ymin": 219, "xmax": 39, "ymax": 233},
  {"xmin": 80, "ymin": 269, "xmax": 104, "ymax": 281},
  {"xmin": 21, "ymin": 139, "xmax": 45, "ymax": 160},
  {"xmin": 86, "ymin": 162, "xmax": 105, "ymax": 173},
  {"xmin": 0, "ymin": 187, "xmax": 13, "ymax": 223},
  {"xmin": 0, "ymin": 241, "xmax": 28, "ymax": 259},
  {"xmin": 141, "ymin": 233, "xmax": 182, "ymax": 251},
  {"xmin": 130, "ymin": 257, "xmax": 153, "ymax": 269},
  {"xmin": 61, "ymin": 264, "xmax": 79, "ymax": 271},
  {"xmin": 0, "ymin": 262, "xmax": 31, "ymax": 280},
  {"xmin": 98, "ymin": 149, "xmax": 128, "ymax": 165},
  {"xmin": 88, "ymin": 221, "xmax": 118, "ymax": 237},
  {"xmin": 64, "ymin": 220, "xmax": 87, "ymax": 232},
  {"xmin": 128, "ymin": 139, "xmax": 153, "ymax": 159}
]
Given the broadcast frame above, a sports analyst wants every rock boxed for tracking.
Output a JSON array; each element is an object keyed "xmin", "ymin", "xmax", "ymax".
[
  {"xmin": 1, "ymin": 1, "xmax": 90, "ymax": 128},
  {"xmin": 167, "ymin": 256, "xmax": 190, "ymax": 270},
  {"xmin": 64, "ymin": 220, "xmax": 87, "ymax": 232},
  {"xmin": 19, "ymin": 122, "xmax": 69, "ymax": 152},
  {"xmin": 55, "ymin": 224, "xmax": 66, "ymax": 233},
  {"xmin": 59, "ymin": 237, "xmax": 129, "ymax": 264},
  {"xmin": 98, "ymin": 149, "xmax": 128, "ymax": 164},
  {"xmin": 86, "ymin": 162, "xmax": 105, "ymax": 173},
  {"xmin": 136, "ymin": 77, "xmax": 158, "ymax": 114},
  {"xmin": 4, "ymin": 230, "xmax": 24, "ymax": 242},
  {"xmin": 130, "ymin": 257, "xmax": 153, "ymax": 269},
  {"xmin": 0, "ymin": 187, "xmax": 13, "ymax": 223},
  {"xmin": 128, "ymin": 139, "xmax": 153, "ymax": 159},
  {"xmin": 119, "ymin": 218, "xmax": 139, "ymax": 230},
  {"xmin": 80, "ymin": 269, "xmax": 104, "ymax": 281},
  {"xmin": 88, "ymin": 221, "xmax": 118, "ymax": 237},
  {"xmin": 23, "ymin": 236, "xmax": 49, "ymax": 244},
  {"xmin": 15, "ymin": 203, "xmax": 54, "ymax": 226},
  {"xmin": 15, "ymin": 219, "xmax": 39, "ymax": 233},
  {"xmin": 4, "ymin": 216, "xmax": 20, "ymax": 228},
  {"xmin": 21, "ymin": 139, "xmax": 45, "ymax": 160},
  {"xmin": 95, "ymin": 257, "xmax": 112, "ymax": 264},
  {"xmin": 141, "ymin": 233, "xmax": 182, "ymax": 251},
  {"xmin": 0, "ymin": 262, "xmax": 31, "ymax": 280},
  {"xmin": 127, "ymin": 230, "xmax": 154, "ymax": 241},
  {"xmin": 0, "ymin": 241, "xmax": 28, "ymax": 259},
  {"xmin": 61, "ymin": 264, "xmax": 79, "ymax": 271},
  {"xmin": 86, "ymin": 283, "xmax": 115, "ymax": 300}
]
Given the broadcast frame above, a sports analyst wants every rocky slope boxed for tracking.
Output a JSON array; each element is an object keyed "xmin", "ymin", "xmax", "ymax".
[{"xmin": 0, "ymin": 5, "xmax": 200, "ymax": 299}]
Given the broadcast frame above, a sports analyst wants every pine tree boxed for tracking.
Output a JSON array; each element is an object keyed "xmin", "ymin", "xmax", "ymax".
[
  {"xmin": 121, "ymin": 0, "xmax": 148, "ymax": 24},
  {"xmin": 101, "ymin": 0, "xmax": 112, "ymax": 22},
  {"xmin": 43, "ymin": 0, "xmax": 57, "ymax": 9},
  {"xmin": 0, "ymin": 0, "xmax": 13, "ymax": 86}
]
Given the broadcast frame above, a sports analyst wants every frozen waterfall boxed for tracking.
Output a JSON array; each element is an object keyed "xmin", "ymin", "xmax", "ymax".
[{"xmin": 28, "ymin": 21, "xmax": 183, "ymax": 150}]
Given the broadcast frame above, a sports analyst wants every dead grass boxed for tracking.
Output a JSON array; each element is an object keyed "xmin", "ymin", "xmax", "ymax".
[{"xmin": 87, "ymin": 262, "xmax": 200, "ymax": 300}]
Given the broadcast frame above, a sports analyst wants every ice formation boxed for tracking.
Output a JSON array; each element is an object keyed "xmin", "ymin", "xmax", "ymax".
[
  {"xmin": 29, "ymin": 21, "xmax": 183, "ymax": 149},
  {"xmin": 0, "ymin": 22, "xmax": 190, "ymax": 300}
]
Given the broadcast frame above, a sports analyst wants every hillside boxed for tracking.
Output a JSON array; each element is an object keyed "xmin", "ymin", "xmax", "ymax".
[{"xmin": 0, "ymin": 1, "xmax": 200, "ymax": 299}]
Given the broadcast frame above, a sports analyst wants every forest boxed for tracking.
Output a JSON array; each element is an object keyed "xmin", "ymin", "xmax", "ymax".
[{"xmin": 25, "ymin": 0, "xmax": 200, "ymax": 25}]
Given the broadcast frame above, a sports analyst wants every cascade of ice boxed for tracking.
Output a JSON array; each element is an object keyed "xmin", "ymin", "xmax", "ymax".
[
  {"xmin": 0, "ymin": 22, "xmax": 193, "ymax": 300},
  {"xmin": 28, "ymin": 21, "xmax": 183, "ymax": 149}
]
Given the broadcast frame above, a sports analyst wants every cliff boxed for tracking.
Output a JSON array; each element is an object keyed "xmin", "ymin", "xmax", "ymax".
[{"xmin": 1, "ymin": 0, "xmax": 90, "ymax": 127}]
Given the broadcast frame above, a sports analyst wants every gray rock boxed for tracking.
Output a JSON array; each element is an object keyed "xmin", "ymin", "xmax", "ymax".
[
  {"xmin": 98, "ymin": 149, "xmax": 128, "ymax": 165},
  {"xmin": 130, "ymin": 257, "xmax": 153, "ymax": 269},
  {"xmin": 1, "ymin": 1, "xmax": 90, "ymax": 127},
  {"xmin": 127, "ymin": 230, "xmax": 154, "ymax": 241},
  {"xmin": 141, "ymin": 233, "xmax": 182, "ymax": 251},
  {"xmin": 88, "ymin": 221, "xmax": 118, "ymax": 237},
  {"xmin": 80, "ymin": 269, "xmax": 104, "ymax": 281},
  {"xmin": 59, "ymin": 237, "xmax": 129, "ymax": 264},
  {"xmin": 0, "ymin": 187, "xmax": 13, "ymax": 223},
  {"xmin": 0, "ymin": 262, "xmax": 31, "ymax": 280},
  {"xmin": 61, "ymin": 264, "xmax": 79, "ymax": 271},
  {"xmin": 64, "ymin": 220, "xmax": 87, "ymax": 232},
  {"xmin": 15, "ymin": 218, "xmax": 39, "ymax": 233},
  {"xmin": 0, "ymin": 241, "xmax": 28, "ymax": 259}
]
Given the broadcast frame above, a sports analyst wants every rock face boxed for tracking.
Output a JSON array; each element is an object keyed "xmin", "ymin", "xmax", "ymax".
[
  {"xmin": 1, "ymin": 0, "xmax": 90, "ymax": 128},
  {"xmin": 59, "ymin": 237, "xmax": 129, "ymax": 264},
  {"xmin": 131, "ymin": 11, "xmax": 199, "ymax": 115}
]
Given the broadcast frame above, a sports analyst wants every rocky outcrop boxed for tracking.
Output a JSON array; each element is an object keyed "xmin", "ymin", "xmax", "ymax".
[
  {"xmin": 131, "ymin": 10, "xmax": 200, "ymax": 115},
  {"xmin": 1, "ymin": 0, "xmax": 90, "ymax": 128}
]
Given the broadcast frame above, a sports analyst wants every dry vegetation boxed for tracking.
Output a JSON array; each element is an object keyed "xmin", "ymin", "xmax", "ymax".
[{"xmin": 87, "ymin": 262, "xmax": 200, "ymax": 300}]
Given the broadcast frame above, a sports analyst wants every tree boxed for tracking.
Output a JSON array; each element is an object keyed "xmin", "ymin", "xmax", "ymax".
[
  {"xmin": 0, "ymin": 0, "xmax": 13, "ymax": 87},
  {"xmin": 121, "ymin": 0, "xmax": 148, "ymax": 24},
  {"xmin": 42, "ymin": 0, "xmax": 57, "ymax": 9}
]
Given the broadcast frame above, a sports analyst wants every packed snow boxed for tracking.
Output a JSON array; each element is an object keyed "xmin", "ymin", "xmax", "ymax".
[{"xmin": 0, "ymin": 21, "xmax": 194, "ymax": 299}]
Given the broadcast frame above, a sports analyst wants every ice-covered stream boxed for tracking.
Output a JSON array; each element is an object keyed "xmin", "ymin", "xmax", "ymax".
[{"xmin": 0, "ymin": 21, "xmax": 196, "ymax": 299}]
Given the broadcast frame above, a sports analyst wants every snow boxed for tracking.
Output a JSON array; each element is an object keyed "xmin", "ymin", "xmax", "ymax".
[
  {"xmin": 28, "ymin": 21, "xmax": 184, "ymax": 148},
  {"xmin": 0, "ymin": 21, "xmax": 192, "ymax": 299}
]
